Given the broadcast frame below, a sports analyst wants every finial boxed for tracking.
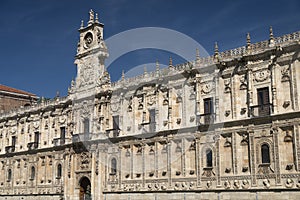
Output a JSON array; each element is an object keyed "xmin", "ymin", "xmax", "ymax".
[
  {"xmin": 88, "ymin": 9, "xmax": 95, "ymax": 25},
  {"xmin": 169, "ymin": 57, "xmax": 173, "ymax": 68},
  {"xmin": 196, "ymin": 49, "xmax": 200, "ymax": 65},
  {"xmin": 95, "ymin": 13, "xmax": 99, "ymax": 23},
  {"xmin": 196, "ymin": 48, "xmax": 200, "ymax": 60},
  {"xmin": 269, "ymin": 26, "xmax": 274, "ymax": 39},
  {"xmin": 122, "ymin": 70, "xmax": 125, "ymax": 81},
  {"xmin": 214, "ymin": 42, "xmax": 219, "ymax": 57},
  {"xmin": 80, "ymin": 20, "xmax": 84, "ymax": 29},
  {"xmin": 247, "ymin": 33, "xmax": 251, "ymax": 44},
  {"xmin": 156, "ymin": 60, "xmax": 160, "ymax": 70},
  {"xmin": 269, "ymin": 26, "xmax": 275, "ymax": 47},
  {"xmin": 144, "ymin": 65, "xmax": 148, "ymax": 76},
  {"xmin": 246, "ymin": 32, "xmax": 251, "ymax": 49},
  {"xmin": 55, "ymin": 91, "xmax": 60, "ymax": 99}
]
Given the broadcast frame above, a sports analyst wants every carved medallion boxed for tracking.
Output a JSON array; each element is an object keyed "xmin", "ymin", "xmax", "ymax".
[
  {"xmin": 201, "ymin": 82, "xmax": 213, "ymax": 94},
  {"xmin": 254, "ymin": 69, "xmax": 270, "ymax": 82}
]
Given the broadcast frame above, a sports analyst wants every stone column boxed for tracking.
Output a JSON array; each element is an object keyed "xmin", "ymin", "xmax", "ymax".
[
  {"xmin": 294, "ymin": 124, "xmax": 300, "ymax": 171},
  {"xmin": 196, "ymin": 136, "xmax": 201, "ymax": 187},
  {"xmin": 272, "ymin": 127, "xmax": 281, "ymax": 185},
  {"xmin": 167, "ymin": 139, "xmax": 172, "ymax": 188},
  {"xmin": 182, "ymin": 85, "xmax": 186, "ymax": 127},
  {"xmin": 215, "ymin": 134, "xmax": 221, "ymax": 187},
  {"xmin": 271, "ymin": 62, "xmax": 278, "ymax": 114},
  {"xmin": 248, "ymin": 129, "xmax": 257, "ymax": 186},
  {"xmin": 182, "ymin": 138, "xmax": 186, "ymax": 177},
  {"xmin": 247, "ymin": 69, "xmax": 253, "ymax": 116},
  {"xmin": 231, "ymin": 75, "xmax": 237, "ymax": 119},
  {"xmin": 215, "ymin": 70, "xmax": 220, "ymax": 122},
  {"xmin": 155, "ymin": 141, "xmax": 158, "ymax": 178},
  {"xmin": 196, "ymin": 76, "xmax": 201, "ymax": 117},
  {"xmin": 290, "ymin": 60, "xmax": 299, "ymax": 110},
  {"xmin": 129, "ymin": 144, "xmax": 134, "ymax": 179},
  {"xmin": 118, "ymin": 145, "xmax": 122, "ymax": 189},
  {"xmin": 232, "ymin": 132, "xmax": 237, "ymax": 174},
  {"xmin": 142, "ymin": 143, "xmax": 145, "ymax": 188},
  {"xmin": 90, "ymin": 145, "xmax": 96, "ymax": 199}
]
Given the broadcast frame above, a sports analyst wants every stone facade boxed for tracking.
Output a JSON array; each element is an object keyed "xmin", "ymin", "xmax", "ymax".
[{"xmin": 0, "ymin": 10, "xmax": 300, "ymax": 199}]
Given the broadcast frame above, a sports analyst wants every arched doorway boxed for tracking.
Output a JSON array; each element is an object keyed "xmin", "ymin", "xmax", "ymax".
[{"xmin": 79, "ymin": 176, "xmax": 91, "ymax": 200}]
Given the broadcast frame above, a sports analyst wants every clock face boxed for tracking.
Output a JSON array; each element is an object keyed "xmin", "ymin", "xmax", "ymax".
[{"xmin": 84, "ymin": 32, "xmax": 93, "ymax": 48}]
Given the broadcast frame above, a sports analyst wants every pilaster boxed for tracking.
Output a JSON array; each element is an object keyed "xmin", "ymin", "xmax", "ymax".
[
  {"xmin": 272, "ymin": 127, "xmax": 281, "ymax": 185},
  {"xmin": 196, "ymin": 136, "xmax": 201, "ymax": 187},
  {"xmin": 248, "ymin": 129, "xmax": 257, "ymax": 186}
]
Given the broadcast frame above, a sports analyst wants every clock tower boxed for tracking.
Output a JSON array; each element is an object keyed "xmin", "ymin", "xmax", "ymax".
[{"xmin": 73, "ymin": 9, "xmax": 109, "ymax": 96}]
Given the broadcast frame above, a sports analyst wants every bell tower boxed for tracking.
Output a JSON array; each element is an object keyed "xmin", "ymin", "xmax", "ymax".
[{"xmin": 73, "ymin": 9, "xmax": 109, "ymax": 95}]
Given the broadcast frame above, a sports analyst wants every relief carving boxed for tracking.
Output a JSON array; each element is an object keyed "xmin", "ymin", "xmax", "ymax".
[
  {"xmin": 201, "ymin": 82, "xmax": 214, "ymax": 94},
  {"xmin": 281, "ymin": 66, "xmax": 290, "ymax": 82},
  {"xmin": 254, "ymin": 69, "xmax": 270, "ymax": 82}
]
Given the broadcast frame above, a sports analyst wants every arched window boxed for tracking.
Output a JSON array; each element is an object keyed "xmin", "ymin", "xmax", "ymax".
[
  {"xmin": 30, "ymin": 166, "xmax": 35, "ymax": 180},
  {"xmin": 57, "ymin": 164, "xmax": 62, "ymax": 178},
  {"xmin": 7, "ymin": 169, "xmax": 12, "ymax": 182},
  {"xmin": 111, "ymin": 158, "xmax": 117, "ymax": 175},
  {"xmin": 206, "ymin": 149, "xmax": 213, "ymax": 167},
  {"xmin": 261, "ymin": 144, "xmax": 270, "ymax": 164}
]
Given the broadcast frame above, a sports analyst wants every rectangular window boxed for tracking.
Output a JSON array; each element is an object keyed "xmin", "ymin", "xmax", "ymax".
[
  {"xmin": 11, "ymin": 136, "xmax": 16, "ymax": 147},
  {"xmin": 83, "ymin": 118, "xmax": 90, "ymax": 141},
  {"xmin": 203, "ymin": 98, "xmax": 213, "ymax": 124},
  {"xmin": 149, "ymin": 109, "xmax": 156, "ymax": 133},
  {"xmin": 112, "ymin": 115, "xmax": 120, "ymax": 138},
  {"xmin": 113, "ymin": 115, "xmax": 120, "ymax": 130},
  {"xmin": 204, "ymin": 98, "xmax": 213, "ymax": 114},
  {"xmin": 257, "ymin": 87, "xmax": 270, "ymax": 116},
  {"xmin": 34, "ymin": 132, "xmax": 39, "ymax": 148},
  {"xmin": 60, "ymin": 127, "xmax": 66, "ymax": 144}
]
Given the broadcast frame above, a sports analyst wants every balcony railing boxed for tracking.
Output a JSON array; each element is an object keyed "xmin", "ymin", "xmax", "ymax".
[
  {"xmin": 198, "ymin": 113, "xmax": 215, "ymax": 125},
  {"xmin": 250, "ymin": 104, "xmax": 273, "ymax": 117},
  {"xmin": 106, "ymin": 129, "xmax": 119, "ymax": 138},
  {"xmin": 27, "ymin": 142, "xmax": 38, "ymax": 150},
  {"xmin": 5, "ymin": 146, "xmax": 15, "ymax": 154},
  {"xmin": 53, "ymin": 138, "xmax": 65, "ymax": 146}
]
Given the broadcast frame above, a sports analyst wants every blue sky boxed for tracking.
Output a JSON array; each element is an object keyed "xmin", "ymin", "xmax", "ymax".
[{"xmin": 0, "ymin": 0, "xmax": 299, "ymax": 98}]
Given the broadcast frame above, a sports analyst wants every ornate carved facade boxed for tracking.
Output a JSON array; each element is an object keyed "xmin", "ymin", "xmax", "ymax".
[{"xmin": 1, "ymin": 10, "xmax": 300, "ymax": 199}]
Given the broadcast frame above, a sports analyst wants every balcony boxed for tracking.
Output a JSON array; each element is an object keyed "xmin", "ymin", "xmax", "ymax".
[
  {"xmin": 53, "ymin": 138, "xmax": 65, "ymax": 146},
  {"xmin": 250, "ymin": 104, "xmax": 273, "ymax": 117},
  {"xmin": 27, "ymin": 142, "xmax": 38, "ymax": 150},
  {"xmin": 106, "ymin": 129, "xmax": 119, "ymax": 138},
  {"xmin": 198, "ymin": 113, "xmax": 215, "ymax": 125},
  {"xmin": 5, "ymin": 146, "xmax": 15, "ymax": 154}
]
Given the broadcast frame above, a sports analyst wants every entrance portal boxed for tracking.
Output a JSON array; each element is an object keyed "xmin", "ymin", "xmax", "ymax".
[{"xmin": 79, "ymin": 176, "xmax": 91, "ymax": 200}]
